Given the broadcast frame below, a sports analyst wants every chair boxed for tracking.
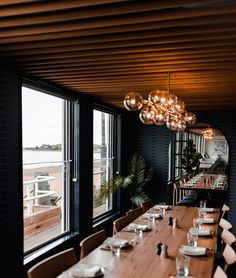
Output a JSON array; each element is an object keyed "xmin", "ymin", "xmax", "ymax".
[
  {"xmin": 221, "ymin": 229, "xmax": 236, "ymax": 246},
  {"xmin": 126, "ymin": 206, "xmax": 144, "ymax": 221},
  {"xmin": 80, "ymin": 229, "xmax": 107, "ymax": 259},
  {"xmin": 219, "ymin": 218, "xmax": 232, "ymax": 231},
  {"xmin": 222, "ymin": 244, "xmax": 236, "ymax": 272},
  {"xmin": 221, "ymin": 204, "xmax": 230, "ymax": 218},
  {"xmin": 113, "ymin": 214, "xmax": 132, "ymax": 235},
  {"xmin": 27, "ymin": 248, "xmax": 78, "ymax": 278},
  {"xmin": 213, "ymin": 265, "xmax": 228, "ymax": 278},
  {"xmin": 141, "ymin": 199, "xmax": 154, "ymax": 212},
  {"xmin": 173, "ymin": 181, "xmax": 181, "ymax": 205}
]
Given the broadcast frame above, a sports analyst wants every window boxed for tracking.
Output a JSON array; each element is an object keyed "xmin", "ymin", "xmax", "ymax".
[
  {"xmin": 93, "ymin": 109, "xmax": 115, "ymax": 218},
  {"xmin": 22, "ymin": 85, "xmax": 71, "ymax": 253}
]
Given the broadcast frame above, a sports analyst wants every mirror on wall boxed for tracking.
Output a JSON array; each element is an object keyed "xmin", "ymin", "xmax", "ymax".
[{"xmin": 188, "ymin": 123, "xmax": 229, "ymax": 175}]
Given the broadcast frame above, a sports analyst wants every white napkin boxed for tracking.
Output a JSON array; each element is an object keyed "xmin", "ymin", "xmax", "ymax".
[
  {"xmin": 69, "ymin": 263, "xmax": 103, "ymax": 277},
  {"xmin": 179, "ymin": 245, "xmax": 208, "ymax": 256},
  {"xmin": 199, "ymin": 218, "xmax": 216, "ymax": 224},
  {"xmin": 102, "ymin": 237, "xmax": 130, "ymax": 248},
  {"xmin": 189, "ymin": 227, "xmax": 212, "ymax": 236},
  {"xmin": 169, "ymin": 276, "xmax": 196, "ymax": 278},
  {"xmin": 154, "ymin": 205, "xmax": 170, "ymax": 210},
  {"xmin": 200, "ymin": 208, "xmax": 215, "ymax": 212},
  {"xmin": 143, "ymin": 213, "xmax": 162, "ymax": 219},
  {"xmin": 128, "ymin": 223, "xmax": 151, "ymax": 231}
]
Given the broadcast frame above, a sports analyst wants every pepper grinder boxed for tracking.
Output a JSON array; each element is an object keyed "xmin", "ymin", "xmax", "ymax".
[
  {"xmin": 156, "ymin": 241, "xmax": 163, "ymax": 255},
  {"xmin": 168, "ymin": 216, "xmax": 173, "ymax": 226}
]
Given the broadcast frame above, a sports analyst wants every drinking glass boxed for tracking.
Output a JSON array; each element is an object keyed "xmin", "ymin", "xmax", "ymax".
[
  {"xmin": 176, "ymin": 254, "xmax": 190, "ymax": 276},
  {"xmin": 193, "ymin": 217, "xmax": 201, "ymax": 230},
  {"xmin": 200, "ymin": 200, "xmax": 207, "ymax": 208},
  {"xmin": 110, "ymin": 241, "xmax": 121, "ymax": 256},
  {"xmin": 198, "ymin": 207, "xmax": 206, "ymax": 219},
  {"xmin": 187, "ymin": 232, "xmax": 198, "ymax": 247},
  {"xmin": 135, "ymin": 227, "xmax": 143, "ymax": 237}
]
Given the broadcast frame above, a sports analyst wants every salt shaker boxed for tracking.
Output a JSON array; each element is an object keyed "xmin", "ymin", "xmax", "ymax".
[
  {"xmin": 160, "ymin": 243, "xmax": 168, "ymax": 258},
  {"xmin": 173, "ymin": 218, "xmax": 178, "ymax": 228}
]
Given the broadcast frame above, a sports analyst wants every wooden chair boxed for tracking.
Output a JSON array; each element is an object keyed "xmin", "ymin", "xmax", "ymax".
[
  {"xmin": 173, "ymin": 181, "xmax": 185, "ymax": 205},
  {"xmin": 141, "ymin": 199, "xmax": 154, "ymax": 212},
  {"xmin": 213, "ymin": 265, "xmax": 228, "ymax": 278},
  {"xmin": 80, "ymin": 229, "xmax": 107, "ymax": 259},
  {"xmin": 113, "ymin": 214, "xmax": 132, "ymax": 235},
  {"xmin": 221, "ymin": 204, "xmax": 230, "ymax": 218},
  {"xmin": 219, "ymin": 218, "xmax": 232, "ymax": 231},
  {"xmin": 27, "ymin": 248, "xmax": 78, "ymax": 278},
  {"xmin": 126, "ymin": 206, "xmax": 144, "ymax": 221},
  {"xmin": 222, "ymin": 244, "xmax": 236, "ymax": 272}
]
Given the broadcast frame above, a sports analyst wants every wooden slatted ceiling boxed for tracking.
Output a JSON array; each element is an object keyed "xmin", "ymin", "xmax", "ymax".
[{"xmin": 1, "ymin": 0, "xmax": 236, "ymax": 110}]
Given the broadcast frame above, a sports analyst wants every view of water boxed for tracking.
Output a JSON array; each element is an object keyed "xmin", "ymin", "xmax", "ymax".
[{"xmin": 23, "ymin": 150, "xmax": 62, "ymax": 169}]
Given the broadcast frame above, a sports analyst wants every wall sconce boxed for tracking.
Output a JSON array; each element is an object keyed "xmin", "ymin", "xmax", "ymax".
[{"xmin": 123, "ymin": 73, "xmax": 196, "ymax": 131}]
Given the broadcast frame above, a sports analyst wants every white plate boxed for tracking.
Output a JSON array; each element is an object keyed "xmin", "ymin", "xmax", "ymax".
[
  {"xmin": 154, "ymin": 205, "xmax": 170, "ymax": 210},
  {"xmin": 200, "ymin": 208, "xmax": 215, "ymax": 212},
  {"xmin": 179, "ymin": 245, "xmax": 208, "ymax": 256},
  {"xmin": 69, "ymin": 264, "xmax": 105, "ymax": 277},
  {"xmin": 103, "ymin": 237, "xmax": 131, "ymax": 248}
]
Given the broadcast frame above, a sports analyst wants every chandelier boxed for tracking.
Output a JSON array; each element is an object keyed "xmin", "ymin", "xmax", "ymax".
[
  {"xmin": 123, "ymin": 73, "xmax": 196, "ymax": 131},
  {"xmin": 202, "ymin": 128, "xmax": 215, "ymax": 141}
]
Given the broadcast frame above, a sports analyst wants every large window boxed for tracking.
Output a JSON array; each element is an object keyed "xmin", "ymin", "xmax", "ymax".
[
  {"xmin": 22, "ymin": 86, "xmax": 71, "ymax": 253},
  {"xmin": 93, "ymin": 109, "xmax": 115, "ymax": 217}
]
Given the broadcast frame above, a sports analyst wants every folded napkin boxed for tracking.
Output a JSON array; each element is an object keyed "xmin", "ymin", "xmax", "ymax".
[
  {"xmin": 128, "ymin": 223, "xmax": 151, "ymax": 231},
  {"xmin": 200, "ymin": 208, "xmax": 215, "ymax": 212},
  {"xmin": 143, "ymin": 213, "xmax": 162, "ymax": 219},
  {"xmin": 199, "ymin": 218, "xmax": 216, "ymax": 224},
  {"xmin": 179, "ymin": 245, "xmax": 208, "ymax": 256},
  {"xmin": 102, "ymin": 237, "xmax": 130, "ymax": 248},
  {"xmin": 169, "ymin": 276, "xmax": 195, "ymax": 278},
  {"xmin": 189, "ymin": 227, "xmax": 212, "ymax": 236},
  {"xmin": 69, "ymin": 263, "xmax": 104, "ymax": 278},
  {"xmin": 154, "ymin": 205, "xmax": 170, "ymax": 210}
]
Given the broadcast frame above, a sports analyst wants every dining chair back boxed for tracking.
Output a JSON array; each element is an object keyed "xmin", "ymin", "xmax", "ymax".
[
  {"xmin": 219, "ymin": 218, "xmax": 232, "ymax": 231},
  {"xmin": 80, "ymin": 229, "xmax": 107, "ymax": 259},
  {"xmin": 126, "ymin": 206, "xmax": 144, "ymax": 221},
  {"xmin": 27, "ymin": 248, "xmax": 77, "ymax": 278},
  {"xmin": 113, "ymin": 214, "xmax": 132, "ymax": 235},
  {"xmin": 222, "ymin": 244, "xmax": 236, "ymax": 272},
  {"xmin": 221, "ymin": 229, "xmax": 236, "ymax": 246},
  {"xmin": 141, "ymin": 199, "xmax": 154, "ymax": 212},
  {"xmin": 221, "ymin": 204, "xmax": 230, "ymax": 218},
  {"xmin": 213, "ymin": 265, "xmax": 228, "ymax": 278}
]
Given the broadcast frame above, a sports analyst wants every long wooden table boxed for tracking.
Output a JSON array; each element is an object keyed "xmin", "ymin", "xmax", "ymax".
[
  {"xmin": 58, "ymin": 206, "xmax": 220, "ymax": 278},
  {"xmin": 180, "ymin": 174, "xmax": 227, "ymax": 191}
]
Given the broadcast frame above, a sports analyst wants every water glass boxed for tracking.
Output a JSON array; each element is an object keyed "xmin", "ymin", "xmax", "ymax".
[
  {"xmin": 135, "ymin": 227, "xmax": 143, "ymax": 237},
  {"xmin": 198, "ymin": 207, "xmax": 206, "ymax": 219},
  {"xmin": 187, "ymin": 232, "xmax": 198, "ymax": 247},
  {"xmin": 200, "ymin": 200, "xmax": 207, "ymax": 208},
  {"xmin": 148, "ymin": 213, "xmax": 155, "ymax": 223},
  {"xmin": 193, "ymin": 217, "xmax": 201, "ymax": 230},
  {"xmin": 110, "ymin": 242, "xmax": 121, "ymax": 256},
  {"xmin": 176, "ymin": 254, "xmax": 190, "ymax": 276}
]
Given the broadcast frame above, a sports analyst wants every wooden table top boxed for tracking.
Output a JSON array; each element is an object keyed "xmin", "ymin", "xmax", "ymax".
[
  {"xmin": 58, "ymin": 206, "xmax": 220, "ymax": 278},
  {"xmin": 180, "ymin": 174, "xmax": 227, "ymax": 191}
]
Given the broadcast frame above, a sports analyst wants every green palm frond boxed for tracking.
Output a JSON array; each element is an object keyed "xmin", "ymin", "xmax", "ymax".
[{"xmin": 99, "ymin": 152, "xmax": 153, "ymax": 207}]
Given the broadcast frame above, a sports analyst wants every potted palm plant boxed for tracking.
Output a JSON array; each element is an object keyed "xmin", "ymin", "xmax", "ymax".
[{"xmin": 100, "ymin": 152, "xmax": 154, "ymax": 208}]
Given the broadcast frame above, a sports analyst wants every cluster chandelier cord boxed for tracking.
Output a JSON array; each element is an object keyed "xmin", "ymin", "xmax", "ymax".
[{"xmin": 123, "ymin": 72, "xmax": 196, "ymax": 132}]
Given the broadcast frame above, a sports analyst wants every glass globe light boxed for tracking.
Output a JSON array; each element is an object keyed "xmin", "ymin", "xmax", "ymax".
[
  {"xmin": 167, "ymin": 93, "xmax": 178, "ymax": 106},
  {"xmin": 123, "ymin": 92, "xmax": 143, "ymax": 111},
  {"xmin": 184, "ymin": 111, "xmax": 196, "ymax": 125},
  {"xmin": 139, "ymin": 102, "xmax": 155, "ymax": 125},
  {"xmin": 176, "ymin": 120, "xmax": 186, "ymax": 132},
  {"xmin": 166, "ymin": 116, "xmax": 178, "ymax": 131},
  {"xmin": 153, "ymin": 109, "xmax": 167, "ymax": 126},
  {"xmin": 174, "ymin": 100, "xmax": 185, "ymax": 114}
]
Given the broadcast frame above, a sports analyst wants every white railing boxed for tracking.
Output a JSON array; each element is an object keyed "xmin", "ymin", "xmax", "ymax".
[{"xmin": 23, "ymin": 175, "xmax": 56, "ymax": 216}]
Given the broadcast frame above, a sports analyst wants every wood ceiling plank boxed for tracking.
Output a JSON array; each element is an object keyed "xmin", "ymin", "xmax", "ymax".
[{"xmin": 0, "ymin": 2, "xmax": 236, "ymax": 37}]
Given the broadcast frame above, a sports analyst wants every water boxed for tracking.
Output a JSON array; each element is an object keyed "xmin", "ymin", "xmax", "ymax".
[{"xmin": 23, "ymin": 150, "xmax": 62, "ymax": 169}]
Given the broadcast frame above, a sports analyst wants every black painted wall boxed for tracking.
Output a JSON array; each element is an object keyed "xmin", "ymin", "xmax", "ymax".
[{"xmin": 0, "ymin": 70, "xmax": 23, "ymax": 275}]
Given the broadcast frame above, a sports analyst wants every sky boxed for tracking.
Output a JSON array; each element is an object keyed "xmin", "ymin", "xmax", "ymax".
[
  {"xmin": 22, "ymin": 87, "xmax": 63, "ymax": 148},
  {"xmin": 22, "ymin": 87, "xmax": 104, "ymax": 148}
]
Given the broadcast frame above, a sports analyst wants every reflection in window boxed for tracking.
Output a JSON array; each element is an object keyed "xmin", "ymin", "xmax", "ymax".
[
  {"xmin": 22, "ymin": 86, "xmax": 71, "ymax": 253},
  {"xmin": 93, "ymin": 109, "xmax": 114, "ymax": 217}
]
